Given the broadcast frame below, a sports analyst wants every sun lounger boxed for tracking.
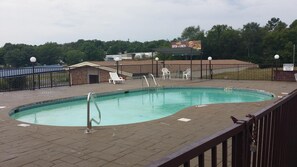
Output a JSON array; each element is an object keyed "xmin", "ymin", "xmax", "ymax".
[{"xmin": 109, "ymin": 72, "xmax": 125, "ymax": 84}]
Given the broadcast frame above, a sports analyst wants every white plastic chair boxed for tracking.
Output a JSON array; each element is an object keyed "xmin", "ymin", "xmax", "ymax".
[
  {"xmin": 294, "ymin": 73, "xmax": 297, "ymax": 82},
  {"xmin": 109, "ymin": 72, "xmax": 125, "ymax": 84},
  {"xmin": 183, "ymin": 68, "xmax": 191, "ymax": 80},
  {"xmin": 161, "ymin": 68, "xmax": 171, "ymax": 80}
]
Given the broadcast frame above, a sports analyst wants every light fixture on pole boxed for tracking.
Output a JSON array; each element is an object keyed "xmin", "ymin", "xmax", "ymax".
[
  {"xmin": 200, "ymin": 52, "xmax": 203, "ymax": 79},
  {"xmin": 155, "ymin": 57, "xmax": 159, "ymax": 77},
  {"xmin": 208, "ymin": 56, "xmax": 212, "ymax": 79},
  {"xmin": 114, "ymin": 57, "xmax": 122, "ymax": 75},
  {"xmin": 30, "ymin": 57, "xmax": 37, "ymax": 90},
  {"xmin": 274, "ymin": 54, "xmax": 279, "ymax": 71}
]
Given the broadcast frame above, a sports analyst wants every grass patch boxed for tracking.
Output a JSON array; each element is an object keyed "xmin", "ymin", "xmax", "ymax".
[{"xmin": 213, "ymin": 67, "xmax": 273, "ymax": 80}]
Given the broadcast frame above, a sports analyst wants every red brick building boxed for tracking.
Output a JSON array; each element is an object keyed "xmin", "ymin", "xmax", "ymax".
[{"xmin": 69, "ymin": 62, "xmax": 132, "ymax": 85}]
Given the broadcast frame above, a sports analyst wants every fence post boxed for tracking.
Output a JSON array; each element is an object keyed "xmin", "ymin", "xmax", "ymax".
[
  {"xmin": 237, "ymin": 65, "xmax": 240, "ymax": 80},
  {"xmin": 178, "ymin": 65, "xmax": 181, "ymax": 78},
  {"xmin": 271, "ymin": 65, "xmax": 274, "ymax": 81},
  {"xmin": 206, "ymin": 64, "xmax": 208, "ymax": 79},
  {"xmin": 140, "ymin": 65, "xmax": 142, "ymax": 75},
  {"xmin": 68, "ymin": 67, "xmax": 71, "ymax": 87},
  {"xmin": 50, "ymin": 72, "xmax": 53, "ymax": 88},
  {"xmin": 38, "ymin": 74, "xmax": 40, "ymax": 89}
]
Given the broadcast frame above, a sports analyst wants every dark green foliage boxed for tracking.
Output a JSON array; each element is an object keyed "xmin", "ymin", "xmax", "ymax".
[
  {"xmin": 65, "ymin": 50, "xmax": 86, "ymax": 65},
  {"xmin": 36, "ymin": 43, "xmax": 62, "ymax": 65},
  {"xmin": 0, "ymin": 18, "xmax": 296, "ymax": 67}
]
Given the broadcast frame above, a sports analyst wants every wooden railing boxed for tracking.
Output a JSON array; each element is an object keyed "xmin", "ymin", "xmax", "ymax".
[{"xmin": 149, "ymin": 89, "xmax": 297, "ymax": 167}]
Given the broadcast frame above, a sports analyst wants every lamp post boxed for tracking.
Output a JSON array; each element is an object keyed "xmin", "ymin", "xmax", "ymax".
[
  {"xmin": 30, "ymin": 56, "xmax": 37, "ymax": 90},
  {"xmin": 274, "ymin": 54, "xmax": 280, "ymax": 71},
  {"xmin": 208, "ymin": 56, "xmax": 212, "ymax": 79},
  {"xmin": 200, "ymin": 52, "xmax": 203, "ymax": 79},
  {"xmin": 114, "ymin": 57, "xmax": 122, "ymax": 75},
  {"xmin": 273, "ymin": 54, "xmax": 280, "ymax": 81},
  {"xmin": 155, "ymin": 57, "xmax": 159, "ymax": 77}
]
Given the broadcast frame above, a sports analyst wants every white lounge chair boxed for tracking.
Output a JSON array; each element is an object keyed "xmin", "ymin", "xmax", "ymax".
[
  {"xmin": 161, "ymin": 68, "xmax": 171, "ymax": 80},
  {"xmin": 294, "ymin": 73, "xmax": 297, "ymax": 82},
  {"xmin": 183, "ymin": 68, "xmax": 191, "ymax": 80},
  {"xmin": 109, "ymin": 72, "xmax": 125, "ymax": 84}
]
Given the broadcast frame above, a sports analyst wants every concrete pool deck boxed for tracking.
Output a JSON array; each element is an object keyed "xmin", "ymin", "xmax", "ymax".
[{"xmin": 0, "ymin": 79, "xmax": 296, "ymax": 167}]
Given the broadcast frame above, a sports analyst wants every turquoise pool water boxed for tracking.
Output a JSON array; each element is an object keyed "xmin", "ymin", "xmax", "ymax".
[{"xmin": 10, "ymin": 87, "xmax": 274, "ymax": 126}]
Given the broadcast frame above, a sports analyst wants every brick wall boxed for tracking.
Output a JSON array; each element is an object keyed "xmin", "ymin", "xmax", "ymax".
[
  {"xmin": 70, "ymin": 67, "xmax": 115, "ymax": 85},
  {"xmin": 100, "ymin": 70, "xmax": 110, "ymax": 82},
  {"xmin": 70, "ymin": 67, "xmax": 88, "ymax": 85}
]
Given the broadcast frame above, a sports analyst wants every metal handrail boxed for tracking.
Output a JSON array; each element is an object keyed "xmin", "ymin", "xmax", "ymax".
[
  {"xmin": 150, "ymin": 74, "xmax": 158, "ymax": 86},
  {"xmin": 142, "ymin": 75, "xmax": 150, "ymax": 87},
  {"xmin": 85, "ymin": 92, "xmax": 101, "ymax": 133},
  {"xmin": 142, "ymin": 74, "xmax": 159, "ymax": 88}
]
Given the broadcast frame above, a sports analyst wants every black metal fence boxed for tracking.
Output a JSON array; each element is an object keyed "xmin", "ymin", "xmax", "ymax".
[
  {"xmin": 107, "ymin": 63, "xmax": 274, "ymax": 81},
  {"xmin": 0, "ymin": 63, "xmax": 286, "ymax": 92},
  {"xmin": 148, "ymin": 89, "xmax": 297, "ymax": 167},
  {"xmin": 0, "ymin": 66, "xmax": 70, "ymax": 92}
]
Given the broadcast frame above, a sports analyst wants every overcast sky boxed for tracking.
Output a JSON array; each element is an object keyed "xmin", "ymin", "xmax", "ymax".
[{"xmin": 0, "ymin": 0, "xmax": 296, "ymax": 46}]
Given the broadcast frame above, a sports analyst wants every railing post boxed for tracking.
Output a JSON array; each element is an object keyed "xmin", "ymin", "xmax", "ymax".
[
  {"xmin": 211, "ymin": 146, "xmax": 217, "ymax": 167},
  {"xmin": 198, "ymin": 154, "xmax": 204, "ymax": 167},
  {"xmin": 232, "ymin": 126, "xmax": 249, "ymax": 167},
  {"xmin": 184, "ymin": 161, "xmax": 190, "ymax": 167},
  {"xmin": 222, "ymin": 141, "xmax": 228, "ymax": 167}
]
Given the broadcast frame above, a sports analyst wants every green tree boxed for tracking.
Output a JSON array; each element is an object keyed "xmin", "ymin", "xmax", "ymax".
[
  {"xmin": 36, "ymin": 43, "xmax": 62, "ymax": 65},
  {"xmin": 289, "ymin": 19, "xmax": 297, "ymax": 29},
  {"xmin": 4, "ymin": 49, "xmax": 24, "ymax": 67},
  {"xmin": 181, "ymin": 26, "xmax": 205, "ymax": 41},
  {"xmin": 80, "ymin": 41, "xmax": 104, "ymax": 61},
  {"xmin": 65, "ymin": 50, "xmax": 86, "ymax": 65},
  {"xmin": 2, "ymin": 44, "xmax": 36, "ymax": 67},
  {"xmin": 263, "ymin": 21, "xmax": 293, "ymax": 64},
  {"xmin": 205, "ymin": 25, "xmax": 232, "ymax": 59},
  {"xmin": 265, "ymin": 17, "xmax": 287, "ymax": 32},
  {"xmin": 220, "ymin": 28, "xmax": 243, "ymax": 59},
  {"xmin": 241, "ymin": 22, "xmax": 266, "ymax": 63},
  {"xmin": 0, "ymin": 47, "xmax": 4, "ymax": 65}
]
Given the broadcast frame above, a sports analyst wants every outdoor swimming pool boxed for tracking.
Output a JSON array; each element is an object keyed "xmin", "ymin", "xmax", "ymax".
[{"xmin": 10, "ymin": 87, "xmax": 274, "ymax": 126}]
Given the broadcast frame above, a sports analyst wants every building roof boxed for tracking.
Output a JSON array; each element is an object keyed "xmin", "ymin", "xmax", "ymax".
[{"xmin": 69, "ymin": 61, "xmax": 133, "ymax": 77}]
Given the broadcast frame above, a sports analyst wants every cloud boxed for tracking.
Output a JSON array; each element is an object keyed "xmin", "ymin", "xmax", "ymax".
[{"xmin": 0, "ymin": 0, "xmax": 296, "ymax": 46}]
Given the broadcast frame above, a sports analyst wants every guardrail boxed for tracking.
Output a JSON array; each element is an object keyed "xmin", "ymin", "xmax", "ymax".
[{"xmin": 149, "ymin": 89, "xmax": 297, "ymax": 167}]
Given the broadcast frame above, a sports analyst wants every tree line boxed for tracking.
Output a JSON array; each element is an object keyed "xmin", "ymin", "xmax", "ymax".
[{"xmin": 0, "ymin": 17, "xmax": 296, "ymax": 67}]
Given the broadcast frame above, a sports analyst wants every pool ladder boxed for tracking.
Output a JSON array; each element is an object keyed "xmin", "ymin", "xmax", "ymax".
[
  {"xmin": 142, "ymin": 74, "xmax": 159, "ymax": 88},
  {"xmin": 85, "ymin": 92, "xmax": 101, "ymax": 134}
]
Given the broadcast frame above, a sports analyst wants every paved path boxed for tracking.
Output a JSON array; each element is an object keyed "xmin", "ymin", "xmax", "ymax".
[{"xmin": 0, "ymin": 79, "xmax": 296, "ymax": 166}]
